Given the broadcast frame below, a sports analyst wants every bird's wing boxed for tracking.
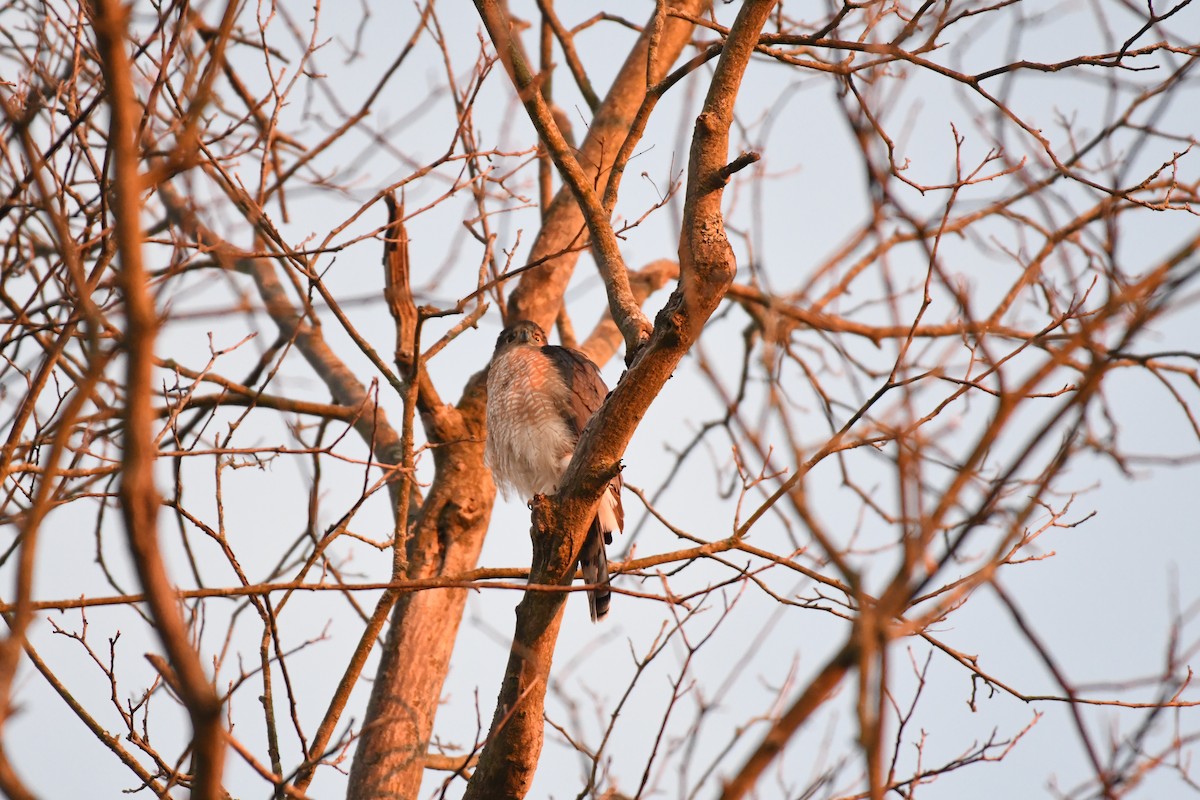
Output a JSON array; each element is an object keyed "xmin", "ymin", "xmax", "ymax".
[
  {"xmin": 542, "ymin": 343, "xmax": 624, "ymax": 532},
  {"xmin": 540, "ymin": 345, "xmax": 608, "ymax": 438}
]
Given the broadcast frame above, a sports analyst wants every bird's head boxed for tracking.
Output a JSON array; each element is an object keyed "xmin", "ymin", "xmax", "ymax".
[{"xmin": 494, "ymin": 320, "xmax": 548, "ymax": 354}]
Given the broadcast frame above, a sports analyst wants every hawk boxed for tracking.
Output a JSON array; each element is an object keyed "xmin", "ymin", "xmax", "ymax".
[{"xmin": 486, "ymin": 320, "xmax": 623, "ymax": 621}]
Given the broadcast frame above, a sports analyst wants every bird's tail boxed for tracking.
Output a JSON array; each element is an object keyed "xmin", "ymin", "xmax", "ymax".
[{"xmin": 580, "ymin": 521, "xmax": 611, "ymax": 622}]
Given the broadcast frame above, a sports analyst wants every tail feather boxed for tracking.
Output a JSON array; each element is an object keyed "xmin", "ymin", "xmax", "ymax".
[{"xmin": 580, "ymin": 521, "xmax": 611, "ymax": 622}]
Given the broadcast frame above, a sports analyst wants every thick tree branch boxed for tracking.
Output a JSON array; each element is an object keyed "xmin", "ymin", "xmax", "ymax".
[
  {"xmin": 463, "ymin": 3, "xmax": 777, "ymax": 797},
  {"xmin": 92, "ymin": 1, "xmax": 227, "ymax": 797},
  {"xmin": 344, "ymin": 7, "xmax": 705, "ymax": 798},
  {"xmin": 344, "ymin": 370, "xmax": 494, "ymax": 799}
]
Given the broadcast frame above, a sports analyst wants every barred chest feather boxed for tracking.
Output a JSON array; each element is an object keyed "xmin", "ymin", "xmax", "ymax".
[{"xmin": 486, "ymin": 347, "xmax": 576, "ymax": 500}]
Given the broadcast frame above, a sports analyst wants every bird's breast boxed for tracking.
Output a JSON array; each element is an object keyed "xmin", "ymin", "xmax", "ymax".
[{"xmin": 486, "ymin": 348, "xmax": 576, "ymax": 499}]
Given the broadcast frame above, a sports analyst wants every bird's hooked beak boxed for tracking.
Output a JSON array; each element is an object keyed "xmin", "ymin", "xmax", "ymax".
[{"xmin": 514, "ymin": 327, "xmax": 533, "ymax": 345}]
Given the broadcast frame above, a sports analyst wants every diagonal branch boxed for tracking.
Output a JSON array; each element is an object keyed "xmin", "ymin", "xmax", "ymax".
[
  {"xmin": 156, "ymin": 184, "xmax": 407, "ymax": 473},
  {"xmin": 475, "ymin": 0, "xmax": 651, "ymax": 354},
  {"xmin": 463, "ymin": 3, "xmax": 778, "ymax": 797},
  {"xmin": 497, "ymin": 0, "xmax": 706, "ymax": 346}
]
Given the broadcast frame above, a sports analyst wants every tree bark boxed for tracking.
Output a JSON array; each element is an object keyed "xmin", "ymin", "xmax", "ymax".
[
  {"xmin": 463, "ymin": 2, "xmax": 778, "ymax": 797},
  {"xmin": 344, "ymin": 7, "xmax": 706, "ymax": 796},
  {"xmin": 345, "ymin": 372, "xmax": 494, "ymax": 798}
]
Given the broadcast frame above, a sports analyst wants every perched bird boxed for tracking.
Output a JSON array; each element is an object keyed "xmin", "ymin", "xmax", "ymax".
[{"xmin": 485, "ymin": 320, "xmax": 623, "ymax": 621}]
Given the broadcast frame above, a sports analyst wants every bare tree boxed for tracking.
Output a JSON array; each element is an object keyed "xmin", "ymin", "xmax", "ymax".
[{"xmin": 1, "ymin": 2, "xmax": 1198, "ymax": 799}]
